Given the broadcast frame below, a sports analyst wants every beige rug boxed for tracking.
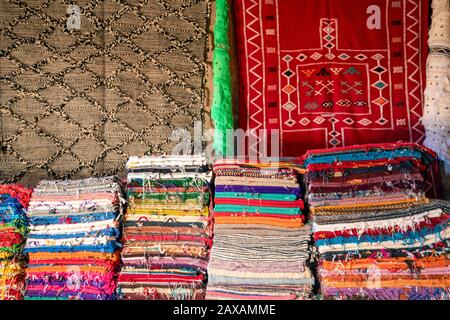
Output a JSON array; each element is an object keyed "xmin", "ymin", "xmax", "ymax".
[{"xmin": 0, "ymin": 0, "xmax": 211, "ymax": 184}]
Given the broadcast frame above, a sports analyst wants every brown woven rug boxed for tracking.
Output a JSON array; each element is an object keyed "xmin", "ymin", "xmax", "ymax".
[{"xmin": 0, "ymin": 0, "xmax": 211, "ymax": 184}]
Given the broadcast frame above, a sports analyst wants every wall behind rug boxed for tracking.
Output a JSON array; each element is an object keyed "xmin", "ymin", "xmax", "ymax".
[{"xmin": 0, "ymin": 0, "xmax": 212, "ymax": 184}]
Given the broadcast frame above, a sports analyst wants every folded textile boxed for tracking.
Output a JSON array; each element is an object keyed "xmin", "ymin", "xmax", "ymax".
[
  {"xmin": 24, "ymin": 177, "xmax": 124, "ymax": 300},
  {"xmin": 206, "ymin": 160, "xmax": 314, "ymax": 300},
  {"xmin": 305, "ymin": 143, "xmax": 449, "ymax": 300},
  {"xmin": 117, "ymin": 155, "xmax": 212, "ymax": 300},
  {"xmin": 0, "ymin": 184, "xmax": 32, "ymax": 300}
]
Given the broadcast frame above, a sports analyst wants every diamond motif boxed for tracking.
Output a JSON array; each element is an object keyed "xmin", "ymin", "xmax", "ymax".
[
  {"xmin": 371, "ymin": 65, "xmax": 387, "ymax": 74},
  {"xmin": 283, "ymin": 69, "xmax": 294, "ymax": 78},
  {"xmin": 329, "ymin": 131, "xmax": 341, "ymax": 138},
  {"xmin": 338, "ymin": 53, "xmax": 350, "ymax": 60},
  {"xmin": 328, "ymin": 117, "xmax": 339, "ymax": 124},
  {"xmin": 343, "ymin": 118, "xmax": 354, "ymax": 125},
  {"xmin": 314, "ymin": 116, "xmax": 326, "ymax": 125},
  {"xmin": 297, "ymin": 53, "xmax": 307, "ymax": 62},
  {"xmin": 283, "ymin": 55, "xmax": 293, "ymax": 62},
  {"xmin": 376, "ymin": 118, "xmax": 388, "ymax": 125},
  {"xmin": 311, "ymin": 52, "xmax": 323, "ymax": 60},
  {"xmin": 299, "ymin": 118, "xmax": 310, "ymax": 126},
  {"xmin": 355, "ymin": 54, "xmax": 368, "ymax": 61},
  {"xmin": 372, "ymin": 80, "xmax": 387, "ymax": 89},
  {"xmin": 323, "ymin": 26, "xmax": 334, "ymax": 33},
  {"xmin": 372, "ymin": 53, "xmax": 384, "ymax": 61},
  {"xmin": 282, "ymin": 84, "xmax": 296, "ymax": 94},
  {"xmin": 325, "ymin": 53, "xmax": 335, "ymax": 60},
  {"xmin": 330, "ymin": 138, "xmax": 340, "ymax": 146},
  {"xmin": 358, "ymin": 118, "xmax": 372, "ymax": 126},
  {"xmin": 372, "ymin": 97, "xmax": 388, "ymax": 106},
  {"xmin": 284, "ymin": 119, "xmax": 296, "ymax": 127},
  {"xmin": 282, "ymin": 102, "xmax": 296, "ymax": 111}
]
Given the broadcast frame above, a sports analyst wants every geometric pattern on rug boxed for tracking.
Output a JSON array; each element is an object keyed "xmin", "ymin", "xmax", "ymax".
[
  {"xmin": 234, "ymin": 0, "xmax": 428, "ymax": 157},
  {"xmin": 0, "ymin": 0, "xmax": 210, "ymax": 184}
]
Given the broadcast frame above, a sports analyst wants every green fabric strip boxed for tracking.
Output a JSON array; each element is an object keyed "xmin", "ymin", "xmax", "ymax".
[{"xmin": 212, "ymin": 0, "xmax": 234, "ymax": 156}]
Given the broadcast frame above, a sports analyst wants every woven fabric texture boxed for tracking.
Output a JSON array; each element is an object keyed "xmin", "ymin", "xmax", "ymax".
[{"xmin": 0, "ymin": 0, "xmax": 211, "ymax": 184}]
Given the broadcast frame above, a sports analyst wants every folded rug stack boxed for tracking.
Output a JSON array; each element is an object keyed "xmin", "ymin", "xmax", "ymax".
[
  {"xmin": 24, "ymin": 177, "xmax": 124, "ymax": 300},
  {"xmin": 117, "ymin": 155, "xmax": 212, "ymax": 300},
  {"xmin": 0, "ymin": 185, "xmax": 32, "ymax": 300},
  {"xmin": 305, "ymin": 143, "xmax": 450, "ymax": 300},
  {"xmin": 206, "ymin": 160, "xmax": 314, "ymax": 300}
]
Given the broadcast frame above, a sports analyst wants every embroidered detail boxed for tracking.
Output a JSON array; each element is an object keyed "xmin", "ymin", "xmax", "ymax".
[
  {"xmin": 283, "ymin": 69, "xmax": 294, "ymax": 77},
  {"xmin": 301, "ymin": 69, "xmax": 316, "ymax": 77},
  {"xmin": 282, "ymin": 102, "xmax": 296, "ymax": 111},
  {"xmin": 314, "ymin": 80, "xmax": 334, "ymax": 95},
  {"xmin": 353, "ymin": 101, "xmax": 368, "ymax": 107},
  {"xmin": 282, "ymin": 84, "xmax": 296, "ymax": 94},
  {"xmin": 372, "ymin": 97, "xmax": 389, "ymax": 106},
  {"xmin": 316, "ymin": 68, "xmax": 331, "ymax": 76},
  {"xmin": 343, "ymin": 67, "xmax": 361, "ymax": 75},
  {"xmin": 301, "ymin": 81, "xmax": 315, "ymax": 96},
  {"xmin": 311, "ymin": 52, "xmax": 323, "ymax": 60},
  {"xmin": 314, "ymin": 116, "xmax": 326, "ymax": 125},
  {"xmin": 305, "ymin": 102, "xmax": 319, "ymax": 110},
  {"xmin": 336, "ymin": 99, "xmax": 352, "ymax": 107},
  {"xmin": 329, "ymin": 67, "xmax": 343, "ymax": 75},
  {"xmin": 299, "ymin": 118, "xmax": 311, "ymax": 125},
  {"xmin": 322, "ymin": 101, "xmax": 334, "ymax": 108},
  {"xmin": 372, "ymin": 80, "xmax": 388, "ymax": 89},
  {"xmin": 338, "ymin": 53, "xmax": 350, "ymax": 60},
  {"xmin": 341, "ymin": 81, "xmax": 363, "ymax": 94},
  {"xmin": 358, "ymin": 118, "xmax": 372, "ymax": 126},
  {"xmin": 297, "ymin": 53, "xmax": 307, "ymax": 62}
]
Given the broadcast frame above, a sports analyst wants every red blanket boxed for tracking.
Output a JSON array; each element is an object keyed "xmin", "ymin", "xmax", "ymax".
[{"xmin": 234, "ymin": 0, "xmax": 429, "ymax": 156}]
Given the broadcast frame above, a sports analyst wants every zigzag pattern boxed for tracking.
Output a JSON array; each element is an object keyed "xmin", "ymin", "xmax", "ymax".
[
  {"xmin": 406, "ymin": 0, "xmax": 425, "ymax": 143},
  {"xmin": 244, "ymin": 0, "xmax": 264, "ymax": 156}
]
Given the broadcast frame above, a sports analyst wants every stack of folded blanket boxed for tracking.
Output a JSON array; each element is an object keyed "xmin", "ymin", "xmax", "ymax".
[
  {"xmin": 24, "ymin": 177, "xmax": 124, "ymax": 300},
  {"xmin": 0, "ymin": 185, "xmax": 32, "ymax": 300},
  {"xmin": 305, "ymin": 143, "xmax": 450, "ymax": 300},
  {"xmin": 206, "ymin": 160, "xmax": 314, "ymax": 300},
  {"xmin": 117, "ymin": 155, "xmax": 212, "ymax": 300}
]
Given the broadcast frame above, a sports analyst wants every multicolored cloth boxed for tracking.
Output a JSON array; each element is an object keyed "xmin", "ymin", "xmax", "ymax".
[
  {"xmin": 23, "ymin": 177, "xmax": 124, "ymax": 300},
  {"xmin": 0, "ymin": 184, "xmax": 31, "ymax": 300},
  {"xmin": 117, "ymin": 155, "xmax": 212, "ymax": 300},
  {"xmin": 206, "ymin": 160, "xmax": 314, "ymax": 300},
  {"xmin": 234, "ymin": 0, "xmax": 429, "ymax": 157},
  {"xmin": 304, "ymin": 142, "xmax": 449, "ymax": 300}
]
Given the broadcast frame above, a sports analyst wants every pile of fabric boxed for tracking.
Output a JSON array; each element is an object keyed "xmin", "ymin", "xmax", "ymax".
[
  {"xmin": 305, "ymin": 143, "xmax": 450, "ymax": 300},
  {"xmin": 117, "ymin": 155, "xmax": 212, "ymax": 300},
  {"xmin": 206, "ymin": 160, "xmax": 314, "ymax": 300},
  {"xmin": 0, "ymin": 185, "xmax": 32, "ymax": 300},
  {"xmin": 24, "ymin": 177, "xmax": 124, "ymax": 300}
]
